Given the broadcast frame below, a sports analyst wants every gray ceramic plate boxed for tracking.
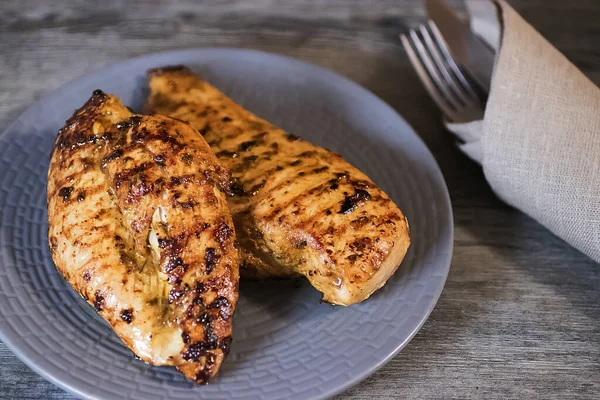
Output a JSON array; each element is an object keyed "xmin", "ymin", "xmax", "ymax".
[{"xmin": 0, "ymin": 49, "xmax": 452, "ymax": 400}]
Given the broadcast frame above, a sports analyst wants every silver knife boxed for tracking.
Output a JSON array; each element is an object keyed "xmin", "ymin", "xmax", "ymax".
[{"xmin": 426, "ymin": 0, "xmax": 495, "ymax": 93}]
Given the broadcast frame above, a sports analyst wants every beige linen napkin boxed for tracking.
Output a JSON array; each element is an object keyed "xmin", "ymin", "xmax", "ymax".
[{"xmin": 447, "ymin": 0, "xmax": 600, "ymax": 262}]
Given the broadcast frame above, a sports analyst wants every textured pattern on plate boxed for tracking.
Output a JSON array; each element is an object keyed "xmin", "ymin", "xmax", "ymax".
[{"xmin": 0, "ymin": 49, "xmax": 453, "ymax": 400}]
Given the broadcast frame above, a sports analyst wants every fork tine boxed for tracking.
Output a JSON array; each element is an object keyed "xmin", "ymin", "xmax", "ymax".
[
  {"xmin": 427, "ymin": 21, "xmax": 480, "ymax": 103},
  {"xmin": 418, "ymin": 24, "xmax": 472, "ymax": 107},
  {"xmin": 408, "ymin": 29, "xmax": 464, "ymax": 111},
  {"xmin": 400, "ymin": 32, "xmax": 458, "ymax": 120}
]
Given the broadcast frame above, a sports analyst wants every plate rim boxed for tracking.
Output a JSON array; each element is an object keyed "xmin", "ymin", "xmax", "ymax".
[{"xmin": 0, "ymin": 47, "xmax": 454, "ymax": 400}]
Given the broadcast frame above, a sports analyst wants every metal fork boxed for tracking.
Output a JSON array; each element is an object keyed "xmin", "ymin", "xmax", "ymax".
[{"xmin": 401, "ymin": 21, "xmax": 485, "ymax": 123}]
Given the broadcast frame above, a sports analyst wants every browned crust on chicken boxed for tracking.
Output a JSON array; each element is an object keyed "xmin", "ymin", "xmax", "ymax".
[
  {"xmin": 146, "ymin": 66, "xmax": 410, "ymax": 306},
  {"xmin": 47, "ymin": 90, "xmax": 239, "ymax": 383}
]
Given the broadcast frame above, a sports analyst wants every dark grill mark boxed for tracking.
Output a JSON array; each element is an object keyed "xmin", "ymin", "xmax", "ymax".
[
  {"xmin": 181, "ymin": 153, "xmax": 194, "ymax": 164},
  {"xmin": 182, "ymin": 332, "xmax": 190, "ymax": 344},
  {"xmin": 290, "ymin": 160, "xmax": 301, "ymax": 166},
  {"xmin": 205, "ymin": 331, "xmax": 218, "ymax": 347},
  {"xmin": 194, "ymin": 222, "xmax": 211, "ymax": 238},
  {"xmin": 214, "ymin": 222, "xmax": 232, "ymax": 245},
  {"xmin": 219, "ymin": 336, "xmax": 232, "ymax": 355},
  {"xmin": 250, "ymin": 226, "xmax": 264, "ymax": 240},
  {"xmin": 168, "ymin": 288, "xmax": 185, "ymax": 303},
  {"xmin": 261, "ymin": 150, "xmax": 277, "ymax": 159},
  {"xmin": 216, "ymin": 150, "xmax": 238, "ymax": 158},
  {"xmin": 158, "ymin": 232, "xmax": 188, "ymax": 282},
  {"xmin": 117, "ymin": 116, "xmax": 142, "ymax": 131},
  {"xmin": 205, "ymin": 247, "xmax": 218, "ymax": 275},
  {"xmin": 82, "ymin": 272, "xmax": 91, "ymax": 281},
  {"xmin": 132, "ymin": 128, "xmax": 184, "ymax": 151},
  {"xmin": 221, "ymin": 116, "xmax": 232, "ymax": 122},
  {"xmin": 165, "ymin": 256, "xmax": 184, "ymax": 273},
  {"xmin": 228, "ymin": 179, "xmax": 245, "ymax": 196},
  {"xmin": 129, "ymin": 116, "xmax": 142, "ymax": 126},
  {"xmin": 81, "ymin": 158, "xmax": 93, "ymax": 170},
  {"xmin": 153, "ymin": 154, "xmax": 166, "ymax": 167},
  {"xmin": 76, "ymin": 132, "xmax": 87, "ymax": 145},
  {"xmin": 350, "ymin": 179, "xmax": 373, "ymax": 189},
  {"xmin": 239, "ymin": 155, "xmax": 258, "ymax": 168},
  {"xmin": 209, "ymin": 296, "xmax": 230, "ymax": 309},
  {"xmin": 102, "ymin": 149, "xmax": 123, "ymax": 163},
  {"xmin": 120, "ymin": 309, "xmax": 133, "ymax": 324},
  {"xmin": 58, "ymin": 187, "xmax": 73, "ymax": 202},
  {"xmin": 237, "ymin": 140, "xmax": 257, "ymax": 152},
  {"xmin": 121, "ymin": 174, "xmax": 154, "ymax": 204},
  {"xmin": 351, "ymin": 216, "xmax": 369, "ymax": 228},
  {"xmin": 312, "ymin": 166, "xmax": 329, "ymax": 173},
  {"xmin": 295, "ymin": 240, "xmax": 307, "ymax": 249},
  {"xmin": 175, "ymin": 200, "xmax": 195, "ymax": 209},
  {"xmin": 197, "ymin": 312, "xmax": 211, "ymax": 324},
  {"xmin": 76, "ymin": 191, "xmax": 85, "ymax": 202},
  {"xmin": 340, "ymin": 189, "xmax": 371, "ymax": 214},
  {"xmin": 297, "ymin": 151, "xmax": 316, "ymax": 158},
  {"xmin": 182, "ymin": 341, "xmax": 216, "ymax": 361},
  {"xmin": 249, "ymin": 181, "xmax": 265, "ymax": 195},
  {"xmin": 94, "ymin": 291, "xmax": 104, "ymax": 311},
  {"xmin": 286, "ymin": 134, "xmax": 300, "ymax": 141},
  {"xmin": 194, "ymin": 371, "xmax": 210, "ymax": 384},
  {"xmin": 351, "ymin": 237, "xmax": 372, "ymax": 251},
  {"xmin": 119, "ymin": 253, "xmax": 133, "ymax": 265},
  {"xmin": 199, "ymin": 123, "xmax": 210, "ymax": 136},
  {"xmin": 113, "ymin": 162, "xmax": 152, "ymax": 189}
]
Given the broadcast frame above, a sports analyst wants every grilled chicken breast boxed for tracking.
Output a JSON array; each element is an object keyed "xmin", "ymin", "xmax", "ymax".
[
  {"xmin": 146, "ymin": 66, "xmax": 410, "ymax": 306},
  {"xmin": 47, "ymin": 91, "xmax": 239, "ymax": 383}
]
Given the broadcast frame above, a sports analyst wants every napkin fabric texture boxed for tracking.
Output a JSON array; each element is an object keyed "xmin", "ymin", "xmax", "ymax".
[{"xmin": 446, "ymin": 0, "xmax": 600, "ymax": 263}]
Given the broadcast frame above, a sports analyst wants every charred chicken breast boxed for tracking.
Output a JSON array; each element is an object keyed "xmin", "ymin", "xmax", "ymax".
[
  {"xmin": 47, "ymin": 91, "xmax": 239, "ymax": 383},
  {"xmin": 146, "ymin": 66, "xmax": 410, "ymax": 306}
]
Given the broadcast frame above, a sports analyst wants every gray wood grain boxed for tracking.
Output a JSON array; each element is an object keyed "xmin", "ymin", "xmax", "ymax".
[{"xmin": 1, "ymin": 0, "xmax": 599, "ymax": 399}]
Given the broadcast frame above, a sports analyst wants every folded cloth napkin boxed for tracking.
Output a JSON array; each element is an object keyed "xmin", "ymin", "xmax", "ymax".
[{"xmin": 446, "ymin": 0, "xmax": 600, "ymax": 263}]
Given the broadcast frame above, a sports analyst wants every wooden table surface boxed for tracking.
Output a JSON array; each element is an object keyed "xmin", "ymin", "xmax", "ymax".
[{"xmin": 1, "ymin": 0, "xmax": 599, "ymax": 398}]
